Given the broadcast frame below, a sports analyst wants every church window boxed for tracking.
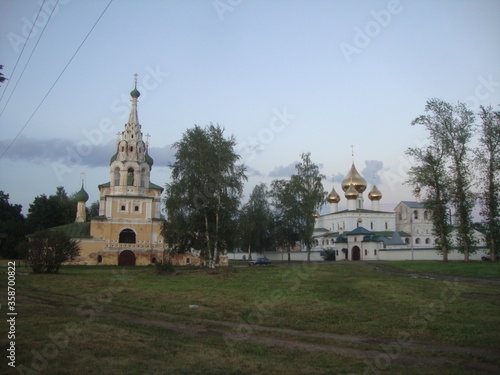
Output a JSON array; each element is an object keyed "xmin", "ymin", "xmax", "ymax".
[
  {"xmin": 385, "ymin": 222, "xmax": 388, "ymax": 229},
  {"xmin": 97, "ymin": 255, "xmax": 102, "ymax": 263},
  {"xmin": 151, "ymin": 257, "xmax": 157, "ymax": 263},
  {"xmin": 186, "ymin": 257, "xmax": 191, "ymax": 264},
  {"xmin": 131, "ymin": 134, "xmax": 134, "ymax": 138},
  {"xmin": 121, "ymin": 146, "xmax": 124, "ymax": 152},
  {"xmin": 336, "ymin": 250, "xmax": 338, "ymax": 256},
  {"xmin": 405, "ymin": 238, "xmax": 410, "ymax": 244},
  {"xmin": 364, "ymin": 249, "xmax": 367, "ymax": 256},
  {"xmin": 424, "ymin": 210, "xmax": 429, "ymax": 220},
  {"xmin": 120, "ymin": 205, "xmax": 126, "ymax": 211},
  {"xmin": 127, "ymin": 168, "xmax": 134, "ymax": 186},
  {"xmin": 114, "ymin": 167, "xmax": 120, "ymax": 186},
  {"xmin": 414, "ymin": 210, "xmax": 419, "ymax": 219},
  {"xmin": 135, "ymin": 206, "xmax": 139, "ymax": 212},
  {"xmin": 370, "ymin": 222, "xmax": 373, "ymax": 230},
  {"xmin": 354, "ymin": 237, "xmax": 357, "ymax": 242},
  {"xmin": 415, "ymin": 238, "xmax": 420, "ymax": 244},
  {"xmin": 130, "ymin": 146, "xmax": 134, "ymax": 152},
  {"xmin": 374, "ymin": 249, "xmax": 377, "ymax": 255},
  {"xmin": 119, "ymin": 229, "xmax": 136, "ymax": 244},
  {"xmin": 425, "ymin": 238, "xmax": 430, "ymax": 244}
]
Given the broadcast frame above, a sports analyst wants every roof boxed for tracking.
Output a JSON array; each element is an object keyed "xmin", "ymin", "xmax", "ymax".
[
  {"xmin": 400, "ymin": 201, "xmax": 425, "ymax": 209},
  {"xmin": 346, "ymin": 227, "xmax": 373, "ymax": 236},
  {"xmin": 48, "ymin": 222, "xmax": 92, "ymax": 238}
]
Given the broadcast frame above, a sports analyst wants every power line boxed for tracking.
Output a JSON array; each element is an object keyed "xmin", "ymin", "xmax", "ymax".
[
  {"xmin": 0, "ymin": 0, "xmax": 114, "ymax": 160},
  {"xmin": 0, "ymin": 0, "xmax": 60, "ymax": 119},
  {"xmin": 0, "ymin": 0, "xmax": 47, "ymax": 104}
]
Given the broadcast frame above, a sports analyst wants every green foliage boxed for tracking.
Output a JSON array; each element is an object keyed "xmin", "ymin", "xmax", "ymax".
[
  {"xmin": 410, "ymin": 98, "xmax": 477, "ymax": 260},
  {"xmin": 270, "ymin": 153, "xmax": 326, "ymax": 258},
  {"xmin": 476, "ymin": 105, "xmax": 500, "ymax": 259},
  {"xmin": 163, "ymin": 124, "xmax": 247, "ymax": 268},
  {"xmin": 0, "ymin": 191, "xmax": 27, "ymax": 258},
  {"xmin": 26, "ymin": 186, "xmax": 77, "ymax": 232},
  {"xmin": 239, "ymin": 183, "xmax": 275, "ymax": 255},
  {"xmin": 153, "ymin": 260, "xmax": 175, "ymax": 275},
  {"xmin": 0, "ymin": 64, "xmax": 6, "ymax": 86},
  {"xmin": 20, "ymin": 230, "xmax": 80, "ymax": 273}
]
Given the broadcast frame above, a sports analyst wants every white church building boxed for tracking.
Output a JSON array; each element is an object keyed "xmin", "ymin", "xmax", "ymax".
[{"xmin": 252, "ymin": 160, "xmax": 486, "ymax": 262}]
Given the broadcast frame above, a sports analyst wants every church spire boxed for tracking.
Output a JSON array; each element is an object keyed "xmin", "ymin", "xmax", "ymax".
[{"xmin": 128, "ymin": 73, "xmax": 140, "ymax": 126}]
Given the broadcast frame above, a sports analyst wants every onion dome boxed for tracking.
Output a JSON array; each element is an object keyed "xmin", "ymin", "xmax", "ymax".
[
  {"xmin": 368, "ymin": 185, "xmax": 382, "ymax": 201},
  {"xmin": 327, "ymin": 185, "xmax": 340, "ymax": 203},
  {"xmin": 145, "ymin": 151, "xmax": 154, "ymax": 167},
  {"xmin": 414, "ymin": 186, "xmax": 421, "ymax": 195},
  {"xmin": 342, "ymin": 163, "xmax": 367, "ymax": 193},
  {"xmin": 130, "ymin": 84, "xmax": 140, "ymax": 99},
  {"xmin": 313, "ymin": 211, "xmax": 320, "ymax": 218},
  {"xmin": 75, "ymin": 184, "xmax": 89, "ymax": 203},
  {"xmin": 345, "ymin": 184, "xmax": 359, "ymax": 200}
]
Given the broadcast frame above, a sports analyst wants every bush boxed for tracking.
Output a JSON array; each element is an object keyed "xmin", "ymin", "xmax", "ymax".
[
  {"xmin": 19, "ymin": 230, "xmax": 80, "ymax": 273},
  {"xmin": 154, "ymin": 260, "xmax": 175, "ymax": 275}
]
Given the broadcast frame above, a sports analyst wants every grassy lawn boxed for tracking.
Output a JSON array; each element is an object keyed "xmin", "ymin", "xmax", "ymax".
[
  {"xmin": 378, "ymin": 260, "xmax": 500, "ymax": 278},
  {"xmin": 1, "ymin": 261, "xmax": 499, "ymax": 374}
]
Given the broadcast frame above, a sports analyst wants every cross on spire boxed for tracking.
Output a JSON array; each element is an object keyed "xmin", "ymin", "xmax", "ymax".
[
  {"xmin": 133, "ymin": 73, "xmax": 138, "ymax": 87},
  {"xmin": 81, "ymin": 172, "xmax": 86, "ymax": 187}
]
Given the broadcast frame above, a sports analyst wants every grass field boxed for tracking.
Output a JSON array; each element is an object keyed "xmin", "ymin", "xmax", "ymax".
[{"xmin": 1, "ymin": 260, "xmax": 499, "ymax": 374}]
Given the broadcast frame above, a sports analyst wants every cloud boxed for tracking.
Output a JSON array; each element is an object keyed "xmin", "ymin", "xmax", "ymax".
[
  {"xmin": 361, "ymin": 160, "xmax": 384, "ymax": 185},
  {"xmin": 268, "ymin": 162, "xmax": 297, "ymax": 178},
  {"xmin": 0, "ymin": 136, "xmax": 175, "ymax": 168}
]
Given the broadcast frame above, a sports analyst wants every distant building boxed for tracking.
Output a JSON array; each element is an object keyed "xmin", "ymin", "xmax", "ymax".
[{"xmin": 308, "ymin": 162, "xmax": 486, "ymax": 261}]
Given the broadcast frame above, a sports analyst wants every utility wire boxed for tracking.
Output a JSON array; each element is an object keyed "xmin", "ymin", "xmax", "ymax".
[
  {"xmin": 0, "ymin": 0, "xmax": 47, "ymax": 104},
  {"xmin": 0, "ymin": 0, "xmax": 60, "ymax": 119},
  {"xmin": 0, "ymin": 0, "xmax": 114, "ymax": 160}
]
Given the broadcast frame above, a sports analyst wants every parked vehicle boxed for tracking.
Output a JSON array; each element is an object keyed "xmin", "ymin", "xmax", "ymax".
[
  {"xmin": 481, "ymin": 254, "xmax": 495, "ymax": 261},
  {"xmin": 248, "ymin": 257, "xmax": 271, "ymax": 266}
]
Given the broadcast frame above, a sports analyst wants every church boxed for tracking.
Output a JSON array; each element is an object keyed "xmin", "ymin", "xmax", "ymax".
[
  {"xmin": 53, "ymin": 79, "xmax": 225, "ymax": 266},
  {"xmin": 309, "ymin": 161, "xmax": 486, "ymax": 261}
]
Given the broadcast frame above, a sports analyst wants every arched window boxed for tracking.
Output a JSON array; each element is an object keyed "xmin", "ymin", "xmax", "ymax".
[
  {"xmin": 151, "ymin": 257, "xmax": 157, "ymax": 263},
  {"xmin": 424, "ymin": 210, "xmax": 429, "ymax": 220},
  {"xmin": 415, "ymin": 238, "xmax": 420, "ymax": 244},
  {"xmin": 97, "ymin": 255, "xmax": 103, "ymax": 263},
  {"xmin": 414, "ymin": 210, "xmax": 419, "ymax": 219},
  {"xmin": 119, "ymin": 229, "xmax": 136, "ymax": 244},
  {"xmin": 114, "ymin": 167, "xmax": 120, "ymax": 186},
  {"xmin": 127, "ymin": 168, "xmax": 134, "ymax": 186},
  {"xmin": 405, "ymin": 238, "xmax": 410, "ymax": 244},
  {"xmin": 425, "ymin": 238, "xmax": 430, "ymax": 244}
]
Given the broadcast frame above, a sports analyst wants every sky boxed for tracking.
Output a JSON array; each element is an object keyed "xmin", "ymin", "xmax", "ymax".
[{"xmin": 0, "ymin": 0, "xmax": 499, "ymax": 216}]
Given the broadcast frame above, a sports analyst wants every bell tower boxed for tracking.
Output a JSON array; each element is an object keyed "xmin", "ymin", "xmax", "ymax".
[{"xmin": 108, "ymin": 74, "xmax": 154, "ymax": 195}]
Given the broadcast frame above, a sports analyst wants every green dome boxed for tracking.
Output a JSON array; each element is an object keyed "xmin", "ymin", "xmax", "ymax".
[
  {"xmin": 75, "ymin": 185, "xmax": 89, "ymax": 202},
  {"xmin": 110, "ymin": 152, "xmax": 118, "ymax": 164},
  {"xmin": 145, "ymin": 151, "xmax": 154, "ymax": 167},
  {"xmin": 130, "ymin": 86, "xmax": 141, "ymax": 98}
]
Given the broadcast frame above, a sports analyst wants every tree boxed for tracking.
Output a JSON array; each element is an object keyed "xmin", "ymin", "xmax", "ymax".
[
  {"xmin": 163, "ymin": 124, "xmax": 246, "ymax": 268},
  {"xmin": 476, "ymin": 105, "xmax": 500, "ymax": 261},
  {"xmin": 26, "ymin": 187, "xmax": 77, "ymax": 232},
  {"xmin": 239, "ymin": 183, "xmax": 274, "ymax": 259},
  {"xmin": 0, "ymin": 191, "xmax": 27, "ymax": 259},
  {"xmin": 270, "ymin": 153, "xmax": 326, "ymax": 261},
  {"xmin": 19, "ymin": 230, "xmax": 80, "ymax": 273},
  {"xmin": 406, "ymin": 146, "xmax": 453, "ymax": 261},
  {"xmin": 412, "ymin": 99, "xmax": 477, "ymax": 261},
  {"xmin": 88, "ymin": 200, "xmax": 100, "ymax": 218}
]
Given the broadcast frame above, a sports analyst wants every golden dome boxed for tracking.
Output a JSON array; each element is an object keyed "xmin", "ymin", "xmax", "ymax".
[
  {"xmin": 345, "ymin": 184, "xmax": 359, "ymax": 200},
  {"xmin": 327, "ymin": 185, "xmax": 340, "ymax": 203},
  {"xmin": 342, "ymin": 163, "xmax": 367, "ymax": 193},
  {"xmin": 368, "ymin": 184, "xmax": 382, "ymax": 201},
  {"xmin": 414, "ymin": 186, "xmax": 421, "ymax": 195},
  {"xmin": 313, "ymin": 211, "xmax": 320, "ymax": 218}
]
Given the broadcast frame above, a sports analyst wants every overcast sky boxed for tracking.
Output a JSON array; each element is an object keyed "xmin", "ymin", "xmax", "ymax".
[{"xmin": 1, "ymin": 0, "xmax": 499, "ymax": 215}]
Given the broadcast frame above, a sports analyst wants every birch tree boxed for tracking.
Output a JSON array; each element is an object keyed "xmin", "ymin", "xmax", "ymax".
[
  {"xmin": 476, "ymin": 105, "xmax": 500, "ymax": 261},
  {"xmin": 163, "ymin": 124, "xmax": 246, "ymax": 268}
]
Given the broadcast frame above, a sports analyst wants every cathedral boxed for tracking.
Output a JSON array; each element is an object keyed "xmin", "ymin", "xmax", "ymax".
[
  {"xmin": 310, "ymin": 161, "xmax": 486, "ymax": 261},
  {"xmin": 53, "ymin": 79, "xmax": 223, "ymax": 266}
]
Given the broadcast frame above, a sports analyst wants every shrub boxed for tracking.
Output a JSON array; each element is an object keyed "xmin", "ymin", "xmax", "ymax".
[
  {"xmin": 154, "ymin": 260, "xmax": 175, "ymax": 275},
  {"xmin": 20, "ymin": 230, "xmax": 80, "ymax": 273}
]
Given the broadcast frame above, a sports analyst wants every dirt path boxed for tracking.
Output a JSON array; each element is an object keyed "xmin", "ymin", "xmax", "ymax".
[{"xmin": 18, "ymin": 291, "xmax": 500, "ymax": 374}]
